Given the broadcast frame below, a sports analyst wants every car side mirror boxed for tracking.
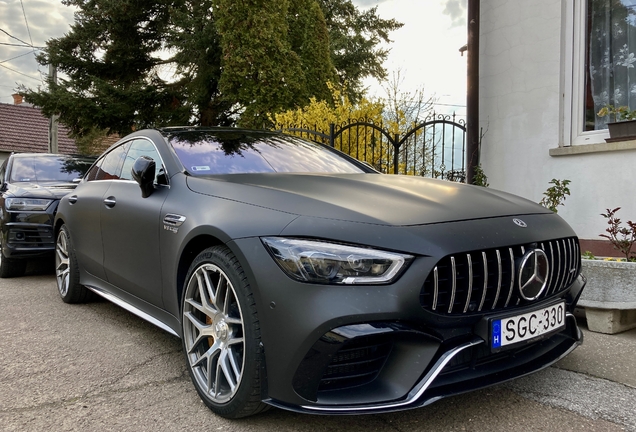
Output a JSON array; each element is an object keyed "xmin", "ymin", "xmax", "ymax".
[{"xmin": 131, "ymin": 156, "xmax": 156, "ymax": 198}]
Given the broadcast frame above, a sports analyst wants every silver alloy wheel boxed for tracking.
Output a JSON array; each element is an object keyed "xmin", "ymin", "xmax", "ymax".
[
  {"xmin": 55, "ymin": 230, "xmax": 70, "ymax": 297},
  {"xmin": 183, "ymin": 263, "xmax": 245, "ymax": 404}
]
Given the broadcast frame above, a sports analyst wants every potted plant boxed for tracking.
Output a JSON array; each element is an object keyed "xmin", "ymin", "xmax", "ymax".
[
  {"xmin": 597, "ymin": 105, "xmax": 636, "ymax": 141},
  {"xmin": 579, "ymin": 207, "xmax": 636, "ymax": 334}
]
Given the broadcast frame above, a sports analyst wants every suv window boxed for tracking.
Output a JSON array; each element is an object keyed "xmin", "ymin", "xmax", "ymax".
[{"xmin": 9, "ymin": 155, "xmax": 94, "ymax": 183}]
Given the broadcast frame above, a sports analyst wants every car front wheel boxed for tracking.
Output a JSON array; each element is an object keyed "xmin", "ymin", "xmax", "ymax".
[{"xmin": 182, "ymin": 246, "xmax": 267, "ymax": 418}]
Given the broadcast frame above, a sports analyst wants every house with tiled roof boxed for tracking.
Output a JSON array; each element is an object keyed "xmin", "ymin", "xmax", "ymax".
[{"xmin": 0, "ymin": 95, "xmax": 79, "ymax": 165}]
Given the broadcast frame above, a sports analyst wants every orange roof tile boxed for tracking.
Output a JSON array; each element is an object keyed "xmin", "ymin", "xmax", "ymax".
[{"xmin": 0, "ymin": 102, "xmax": 79, "ymax": 155}]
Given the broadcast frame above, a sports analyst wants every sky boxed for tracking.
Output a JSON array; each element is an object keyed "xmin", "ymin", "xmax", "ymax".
[{"xmin": 0, "ymin": 0, "xmax": 467, "ymax": 116}]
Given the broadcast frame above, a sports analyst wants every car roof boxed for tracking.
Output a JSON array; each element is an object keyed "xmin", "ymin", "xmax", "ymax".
[
  {"xmin": 11, "ymin": 153, "xmax": 92, "ymax": 159},
  {"xmin": 157, "ymin": 126, "xmax": 281, "ymax": 137}
]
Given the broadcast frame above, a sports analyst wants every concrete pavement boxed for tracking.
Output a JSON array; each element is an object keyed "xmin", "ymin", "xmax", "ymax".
[{"xmin": 0, "ymin": 266, "xmax": 634, "ymax": 431}]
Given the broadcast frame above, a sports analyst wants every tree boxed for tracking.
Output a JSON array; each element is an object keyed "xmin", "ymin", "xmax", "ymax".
[
  {"xmin": 272, "ymin": 83, "xmax": 395, "ymax": 171},
  {"xmin": 287, "ymin": 0, "xmax": 336, "ymax": 104},
  {"xmin": 167, "ymin": 0, "xmax": 235, "ymax": 126},
  {"xmin": 381, "ymin": 69, "xmax": 437, "ymax": 176},
  {"xmin": 21, "ymin": 0, "xmax": 188, "ymax": 137},
  {"xmin": 214, "ymin": 0, "xmax": 336, "ymax": 128},
  {"xmin": 381, "ymin": 69, "xmax": 435, "ymax": 133},
  {"xmin": 21, "ymin": 0, "xmax": 401, "ymax": 134},
  {"xmin": 318, "ymin": 0, "xmax": 403, "ymax": 102},
  {"xmin": 274, "ymin": 70, "xmax": 451, "ymax": 176}
]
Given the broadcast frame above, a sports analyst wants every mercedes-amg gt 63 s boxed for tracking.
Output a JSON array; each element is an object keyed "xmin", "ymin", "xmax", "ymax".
[{"xmin": 54, "ymin": 128, "xmax": 585, "ymax": 418}]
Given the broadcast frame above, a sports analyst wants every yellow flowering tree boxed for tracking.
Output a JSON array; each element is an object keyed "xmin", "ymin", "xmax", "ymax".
[
  {"xmin": 272, "ymin": 84, "xmax": 403, "ymax": 172},
  {"xmin": 272, "ymin": 76, "xmax": 438, "ymax": 175}
]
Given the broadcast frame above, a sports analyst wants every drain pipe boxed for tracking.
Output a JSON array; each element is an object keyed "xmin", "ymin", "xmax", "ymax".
[{"xmin": 466, "ymin": 0, "xmax": 480, "ymax": 184}]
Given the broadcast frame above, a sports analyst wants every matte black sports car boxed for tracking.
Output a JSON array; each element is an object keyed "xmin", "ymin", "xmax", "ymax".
[
  {"xmin": 54, "ymin": 127, "xmax": 585, "ymax": 418},
  {"xmin": 0, "ymin": 153, "xmax": 94, "ymax": 277}
]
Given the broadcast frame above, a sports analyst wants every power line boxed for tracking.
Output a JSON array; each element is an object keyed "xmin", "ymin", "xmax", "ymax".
[
  {"xmin": 0, "ymin": 63, "xmax": 41, "ymax": 81},
  {"xmin": 0, "ymin": 42, "xmax": 41, "ymax": 48},
  {"xmin": 18, "ymin": 0, "xmax": 43, "ymax": 84},
  {"xmin": 1, "ymin": 51, "xmax": 33, "ymax": 64},
  {"xmin": 0, "ymin": 28, "xmax": 31, "ymax": 46},
  {"xmin": 19, "ymin": 1, "xmax": 36, "ymax": 54},
  {"xmin": 433, "ymin": 102, "xmax": 467, "ymax": 108}
]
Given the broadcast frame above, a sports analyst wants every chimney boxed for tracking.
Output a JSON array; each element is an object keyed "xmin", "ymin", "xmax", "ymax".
[{"xmin": 12, "ymin": 94, "xmax": 23, "ymax": 105}]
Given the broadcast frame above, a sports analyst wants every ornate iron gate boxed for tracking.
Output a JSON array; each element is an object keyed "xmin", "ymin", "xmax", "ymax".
[{"xmin": 278, "ymin": 112, "xmax": 466, "ymax": 182}]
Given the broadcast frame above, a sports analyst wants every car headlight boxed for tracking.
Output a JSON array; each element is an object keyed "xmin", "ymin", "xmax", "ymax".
[
  {"xmin": 262, "ymin": 237, "xmax": 413, "ymax": 285},
  {"xmin": 5, "ymin": 198, "xmax": 53, "ymax": 211}
]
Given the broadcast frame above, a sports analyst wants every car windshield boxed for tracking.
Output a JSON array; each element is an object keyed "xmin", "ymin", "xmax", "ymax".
[
  {"xmin": 10, "ymin": 156, "xmax": 94, "ymax": 183},
  {"xmin": 167, "ymin": 130, "xmax": 365, "ymax": 175}
]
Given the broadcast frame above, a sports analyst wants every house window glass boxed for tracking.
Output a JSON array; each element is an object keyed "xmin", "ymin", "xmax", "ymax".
[{"xmin": 586, "ymin": 0, "xmax": 636, "ymax": 131}]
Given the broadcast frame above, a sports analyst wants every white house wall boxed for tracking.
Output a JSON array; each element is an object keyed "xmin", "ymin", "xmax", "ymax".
[{"xmin": 479, "ymin": 0, "xmax": 636, "ymax": 242}]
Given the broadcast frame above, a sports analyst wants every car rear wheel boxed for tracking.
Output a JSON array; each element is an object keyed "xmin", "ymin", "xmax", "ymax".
[
  {"xmin": 55, "ymin": 225, "xmax": 92, "ymax": 303},
  {"xmin": 0, "ymin": 236, "xmax": 26, "ymax": 278},
  {"xmin": 182, "ymin": 246, "xmax": 268, "ymax": 418}
]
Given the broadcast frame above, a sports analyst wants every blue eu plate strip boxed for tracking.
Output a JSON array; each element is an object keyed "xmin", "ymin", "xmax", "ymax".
[{"xmin": 492, "ymin": 320, "xmax": 502, "ymax": 348}]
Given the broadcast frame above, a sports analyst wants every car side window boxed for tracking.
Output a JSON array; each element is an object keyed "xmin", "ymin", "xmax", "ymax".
[
  {"xmin": 84, "ymin": 158, "xmax": 103, "ymax": 182},
  {"xmin": 120, "ymin": 139, "xmax": 164, "ymax": 182},
  {"xmin": 94, "ymin": 142, "xmax": 130, "ymax": 181}
]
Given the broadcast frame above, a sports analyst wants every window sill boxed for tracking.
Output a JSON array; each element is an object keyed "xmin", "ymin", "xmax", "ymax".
[{"xmin": 550, "ymin": 140, "xmax": 636, "ymax": 156}]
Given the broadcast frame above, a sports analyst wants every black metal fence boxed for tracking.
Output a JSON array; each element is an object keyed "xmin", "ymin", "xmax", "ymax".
[{"xmin": 278, "ymin": 112, "xmax": 467, "ymax": 182}]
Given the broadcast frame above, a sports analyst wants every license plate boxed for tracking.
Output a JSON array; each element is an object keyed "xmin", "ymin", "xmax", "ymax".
[{"xmin": 491, "ymin": 302, "xmax": 565, "ymax": 349}]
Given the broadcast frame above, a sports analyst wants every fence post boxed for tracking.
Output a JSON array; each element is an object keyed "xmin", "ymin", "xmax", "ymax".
[
  {"xmin": 329, "ymin": 123, "xmax": 335, "ymax": 147},
  {"xmin": 393, "ymin": 133, "xmax": 399, "ymax": 174}
]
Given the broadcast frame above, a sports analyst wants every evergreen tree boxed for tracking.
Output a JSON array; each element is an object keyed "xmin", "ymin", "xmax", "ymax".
[
  {"xmin": 21, "ymin": 0, "xmax": 401, "ymax": 134},
  {"xmin": 167, "ymin": 0, "xmax": 234, "ymax": 126},
  {"xmin": 22, "ymin": 0, "xmax": 188, "ymax": 136},
  {"xmin": 318, "ymin": 0, "xmax": 403, "ymax": 102},
  {"xmin": 214, "ymin": 0, "xmax": 308, "ymax": 128},
  {"xmin": 287, "ymin": 0, "xmax": 336, "ymax": 103}
]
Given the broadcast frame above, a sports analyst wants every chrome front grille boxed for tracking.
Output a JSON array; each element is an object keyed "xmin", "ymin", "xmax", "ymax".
[{"xmin": 420, "ymin": 237, "xmax": 580, "ymax": 315}]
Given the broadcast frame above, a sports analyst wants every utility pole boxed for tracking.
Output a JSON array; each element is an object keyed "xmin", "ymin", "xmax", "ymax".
[
  {"xmin": 466, "ymin": 0, "xmax": 480, "ymax": 184},
  {"xmin": 48, "ymin": 64, "xmax": 59, "ymax": 154}
]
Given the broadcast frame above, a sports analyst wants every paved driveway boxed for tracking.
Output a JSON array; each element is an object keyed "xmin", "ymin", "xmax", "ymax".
[{"xmin": 1, "ymin": 269, "xmax": 634, "ymax": 431}]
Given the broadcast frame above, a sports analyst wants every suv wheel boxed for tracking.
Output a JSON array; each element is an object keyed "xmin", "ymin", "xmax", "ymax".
[{"xmin": 0, "ymin": 236, "xmax": 26, "ymax": 278}]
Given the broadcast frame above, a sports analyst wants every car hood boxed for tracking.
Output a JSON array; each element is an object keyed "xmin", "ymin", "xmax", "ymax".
[
  {"xmin": 6, "ymin": 181, "xmax": 78, "ymax": 200},
  {"xmin": 186, "ymin": 173, "xmax": 552, "ymax": 226}
]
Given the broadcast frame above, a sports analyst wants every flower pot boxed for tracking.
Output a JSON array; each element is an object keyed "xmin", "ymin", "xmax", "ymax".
[
  {"xmin": 579, "ymin": 259, "xmax": 636, "ymax": 334},
  {"xmin": 606, "ymin": 119, "xmax": 636, "ymax": 142}
]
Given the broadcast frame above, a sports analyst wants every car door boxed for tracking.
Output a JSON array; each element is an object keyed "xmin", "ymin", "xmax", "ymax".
[
  {"xmin": 100, "ymin": 138, "xmax": 169, "ymax": 308},
  {"xmin": 68, "ymin": 143, "xmax": 129, "ymax": 281}
]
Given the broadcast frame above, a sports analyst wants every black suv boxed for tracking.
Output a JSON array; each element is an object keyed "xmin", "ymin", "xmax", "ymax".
[{"xmin": 0, "ymin": 153, "xmax": 94, "ymax": 277}]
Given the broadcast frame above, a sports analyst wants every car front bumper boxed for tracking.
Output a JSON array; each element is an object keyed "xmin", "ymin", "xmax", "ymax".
[
  {"xmin": 1, "ymin": 204, "xmax": 58, "ymax": 259},
  {"xmin": 228, "ymin": 214, "xmax": 586, "ymax": 414},
  {"xmin": 229, "ymin": 250, "xmax": 585, "ymax": 414}
]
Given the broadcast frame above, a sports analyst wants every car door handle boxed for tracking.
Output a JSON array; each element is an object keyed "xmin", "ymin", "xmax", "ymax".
[
  {"xmin": 103, "ymin": 196, "xmax": 116, "ymax": 208},
  {"xmin": 68, "ymin": 195, "xmax": 78, "ymax": 204}
]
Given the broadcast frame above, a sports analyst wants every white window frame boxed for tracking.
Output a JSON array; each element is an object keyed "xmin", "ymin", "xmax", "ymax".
[{"xmin": 562, "ymin": 0, "xmax": 610, "ymax": 147}]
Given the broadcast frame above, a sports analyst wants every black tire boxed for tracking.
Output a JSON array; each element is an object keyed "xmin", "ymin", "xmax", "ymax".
[
  {"xmin": 181, "ymin": 246, "xmax": 268, "ymax": 419},
  {"xmin": 0, "ymin": 236, "xmax": 26, "ymax": 278},
  {"xmin": 55, "ymin": 224, "xmax": 93, "ymax": 303}
]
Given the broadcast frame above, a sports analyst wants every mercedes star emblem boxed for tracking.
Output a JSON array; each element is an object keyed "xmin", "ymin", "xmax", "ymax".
[
  {"xmin": 513, "ymin": 218, "xmax": 527, "ymax": 228},
  {"xmin": 518, "ymin": 249, "xmax": 549, "ymax": 301}
]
